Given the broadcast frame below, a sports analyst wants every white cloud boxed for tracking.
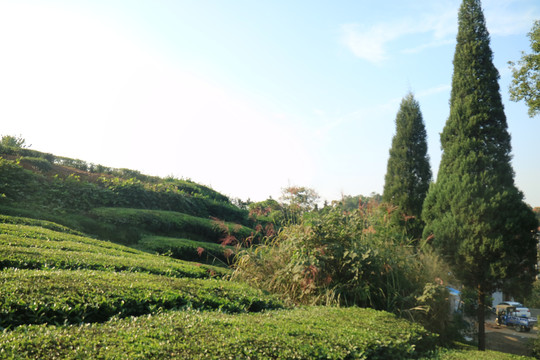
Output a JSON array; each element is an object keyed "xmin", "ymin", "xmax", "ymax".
[
  {"xmin": 484, "ymin": 0, "xmax": 540, "ymax": 36},
  {"xmin": 340, "ymin": 23, "xmax": 393, "ymax": 63},
  {"xmin": 416, "ymin": 84, "xmax": 452, "ymax": 99},
  {"xmin": 340, "ymin": 0, "xmax": 540, "ymax": 63},
  {"xmin": 340, "ymin": 4, "xmax": 458, "ymax": 63}
]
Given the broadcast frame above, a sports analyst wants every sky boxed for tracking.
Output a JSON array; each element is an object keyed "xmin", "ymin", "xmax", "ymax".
[{"xmin": 1, "ymin": 0, "xmax": 539, "ymax": 206}]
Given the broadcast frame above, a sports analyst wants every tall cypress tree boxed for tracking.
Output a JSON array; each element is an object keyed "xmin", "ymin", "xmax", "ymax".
[
  {"xmin": 422, "ymin": 0, "xmax": 538, "ymax": 350},
  {"xmin": 383, "ymin": 93, "xmax": 431, "ymax": 239}
]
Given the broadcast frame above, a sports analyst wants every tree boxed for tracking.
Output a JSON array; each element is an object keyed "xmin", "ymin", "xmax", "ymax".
[
  {"xmin": 0, "ymin": 135, "xmax": 29, "ymax": 148},
  {"xmin": 383, "ymin": 93, "xmax": 432, "ymax": 239},
  {"xmin": 422, "ymin": 0, "xmax": 538, "ymax": 351},
  {"xmin": 279, "ymin": 186, "xmax": 319, "ymax": 224},
  {"xmin": 509, "ymin": 20, "xmax": 540, "ymax": 117}
]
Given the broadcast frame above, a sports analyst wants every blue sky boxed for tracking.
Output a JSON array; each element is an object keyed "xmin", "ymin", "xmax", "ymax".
[{"xmin": 1, "ymin": 0, "xmax": 539, "ymax": 205}]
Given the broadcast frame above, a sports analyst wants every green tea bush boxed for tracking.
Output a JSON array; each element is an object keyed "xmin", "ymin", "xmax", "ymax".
[
  {"xmin": 91, "ymin": 207, "xmax": 252, "ymax": 244},
  {"xmin": 19, "ymin": 156, "xmax": 52, "ymax": 172},
  {"xmin": 0, "ymin": 222, "xmax": 227, "ymax": 278},
  {"xmin": 1, "ymin": 154, "xmax": 249, "ymax": 226},
  {"xmin": 0, "ymin": 268, "xmax": 282, "ymax": 328},
  {"xmin": 139, "ymin": 236, "xmax": 237, "ymax": 264},
  {"xmin": 0, "ymin": 307, "xmax": 437, "ymax": 359},
  {"xmin": 0, "ymin": 158, "xmax": 42, "ymax": 203},
  {"xmin": 0, "ymin": 214, "xmax": 84, "ymax": 235},
  {"xmin": 97, "ymin": 177, "xmax": 248, "ymax": 224},
  {"xmin": 0, "ymin": 143, "xmax": 55, "ymax": 162}
]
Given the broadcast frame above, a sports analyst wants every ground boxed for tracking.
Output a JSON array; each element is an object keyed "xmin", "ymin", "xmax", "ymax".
[
  {"xmin": 485, "ymin": 321, "xmax": 535, "ymax": 356},
  {"xmin": 483, "ymin": 310, "xmax": 538, "ymax": 356}
]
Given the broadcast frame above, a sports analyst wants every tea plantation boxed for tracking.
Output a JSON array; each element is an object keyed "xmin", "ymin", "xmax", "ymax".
[
  {"xmin": 0, "ymin": 149, "xmax": 533, "ymax": 358},
  {"xmin": 0, "ymin": 215, "xmax": 531, "ymax": 359}
]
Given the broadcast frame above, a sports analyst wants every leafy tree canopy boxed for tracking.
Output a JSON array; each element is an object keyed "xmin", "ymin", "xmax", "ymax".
[
  {"xmin": 0, "ymin": 135, "xmax": 29, "ymax": 149},
  {"xmin": 509, "ymin": 20, "xmax": 540, "ymax": 117}
]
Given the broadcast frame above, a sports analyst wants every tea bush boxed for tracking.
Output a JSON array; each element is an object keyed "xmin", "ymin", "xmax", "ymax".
[
  {"xmin": 0, "ymin": 307, "xmax": 437, "ymax": 359},
  {"xmin": 0, "ymin": 214, "xmax": 84, "ymax": 235},
  {"xmin": 0, "ymin": 268, "xmax": 283, "ymax": 328},
  {"xmin": 19, "ymin": 156, "xmax": 53, "ymax": 172},
  {"xmin": 0, "ymin": 155, "xmax": 249, "ymax": 226},
  {"xmin": 91, "ymin": 207, "xmax": 252, "ymax": 244},
  {"xmin": 0, "ymin": 222, "xmax": 227, "ymax": 278},
  {"xmin": 139, "ymin": 235, "xmax": 237, "ymax": 264}
]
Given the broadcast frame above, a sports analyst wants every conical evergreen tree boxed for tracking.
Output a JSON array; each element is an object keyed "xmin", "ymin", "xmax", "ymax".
[
  {"xmin": 383, "ymin": 93, "xmax": 431, "ymax": 240},
  {"xmin": 422, "ymin": 0, "xmax": 538, "ymax": 351}
]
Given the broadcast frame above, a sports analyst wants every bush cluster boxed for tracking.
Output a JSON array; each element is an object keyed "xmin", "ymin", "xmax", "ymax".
[
  {"xmin": 0, "ymin": 307, "xmax": 437, "ymax": 359},
  {"xmin": 233, "ymin": 204, "xmax": 459, "ymax": 343},
  {"xmin": 0, "ymin": 268, "xmax": 282, "ymax": 329},
  {"xmin": 0, "ymin": 221, "xmax": 227, "ymax": 278},
  {"xmin": 91, "ymin": 207, "xmax": 252, "ymax": 244},
  {"xmin": 139, "ymin": 236, "xmax": 237, "ymax": 265}
]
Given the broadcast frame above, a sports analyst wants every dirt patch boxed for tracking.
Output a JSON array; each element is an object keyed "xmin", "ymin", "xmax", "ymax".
[{"xmin": 485, "ymin": 321, "xmax": 535, "ymax": 357}]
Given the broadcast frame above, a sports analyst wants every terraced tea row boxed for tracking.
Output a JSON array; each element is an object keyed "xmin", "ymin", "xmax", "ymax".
[
  {"xmin": 0, "ymin": 307, "xmax": 438, "ymax": 359},
  {"xmin": 0, "ymin": 222, "xmax": 226, "ymax": 278},
  {"xmin": 139, "ymin": 235, "xmax": 236, "ymax": 264},
  {"xmin": 0, "ymin": 268, "xmax": 282, "ymax": 329}
]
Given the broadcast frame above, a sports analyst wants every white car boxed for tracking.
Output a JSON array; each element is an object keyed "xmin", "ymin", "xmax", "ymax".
[{"xmin": 498, "ymin": 302, "xmax": 531, "ymax": 318}]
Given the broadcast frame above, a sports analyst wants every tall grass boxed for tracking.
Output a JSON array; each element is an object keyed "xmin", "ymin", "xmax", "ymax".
[{"xmin": 233, "ymin": 204, "xmax": 460, "ymax": 343}]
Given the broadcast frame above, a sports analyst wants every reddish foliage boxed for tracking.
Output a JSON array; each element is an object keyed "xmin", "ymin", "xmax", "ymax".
[
  {"xmin": 196, "ymin": 247, "xmax": 205, "ymax": 257},
  {"xmin": 219, "ymin": 235, "xmax": 237, "ymax": 247},
  {"xmin": 264, "ymin": 223, "xmax": 275, "ymax": 237}
]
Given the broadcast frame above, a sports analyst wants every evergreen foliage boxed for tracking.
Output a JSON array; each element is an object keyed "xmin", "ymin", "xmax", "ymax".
[
  {"xmin": 509, "ymin": 20, "xmax": 540, "ymax": 118},
  {"xmin": 383, "ymin": 93, "xmax": 431, "ymax": 239},
  {"xmin": 422, "ymin": 0, "xmax": 538, "ymax": 351}
]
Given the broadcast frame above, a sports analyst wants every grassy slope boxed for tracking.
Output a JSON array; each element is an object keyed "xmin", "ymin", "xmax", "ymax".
[
  {"xmin": 0, "ymin": 220, "xmax": 226, "ymax": 278},
  {"xmin": 0, "ymin": 153, "xmax": 254, "ymax": 260},
  {"xmin": 139, "ymin": 235, "xmax": 237, "ymax": 265}
]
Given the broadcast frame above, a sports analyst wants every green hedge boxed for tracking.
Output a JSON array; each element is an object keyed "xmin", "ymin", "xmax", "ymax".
[
  {"xmin": 91, "ymin": 207, "xmax": 253, "ymax": 244},
  {"xmin": 139, "ymin": 236, "xmax": 237, "ymax": 264},
  {"xmin": 0, "ymin": 222, "xmax": 226, "ymax": 278},
  {"xmin": 0, "ymin": 268, "xmax": 283, "ymax": 328},
  {"xmin": 0, "ymin": 156, "xmax": 249, "ymax": 225},
  {"xmin": 0, "ymin": 214, "xmax": 84, "ymax": 235},
  {"xmin": 0, "ymin": 307, "xmax": 437, "ymax": 359}
]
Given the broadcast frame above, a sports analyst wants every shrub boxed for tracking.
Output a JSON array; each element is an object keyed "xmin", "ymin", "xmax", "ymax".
[
  {"xmin": 0, "ymin": 221, "xmax": 227, "ymax": 279},
  {"xmin": 0, "ymin": 158, "xmax": 42, "ymax": 203},
  {"xmin": 0, "ymin": 268, "xmax": 283, "ymax": 328},
  {"xmin": 91, "ymin": 207, "xmax": 252, "ymax": 244},
  {"xmin": 0, "ymin": 307, "xmax": 437, "ymax": 359},
  {"xmin": 19, "ymin": 157, "xmax": 52, "ymax": 172},
  {"xmin": 234, "ymin": 205, "xmax": 422, "ymax": 310},
  {"xmin": 139, "ymin": 236, "xmax": 237, "ymax": 265},
  {"xmin": 233, "ymin": 204, "xmax": 458, "ymax": 343}
]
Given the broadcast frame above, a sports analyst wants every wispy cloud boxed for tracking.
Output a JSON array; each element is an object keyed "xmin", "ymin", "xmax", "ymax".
[
  {"xmin": 340, "ymin": 3, "xmax": 458, "ymax": 64},
  {"xmin": 484, "ymin": 0, "xmax": 540, "ymax": 36},
  {"xmin": 416, "ymin": 84, "xmax": 451, "ymax": 99},
  {"xmin": 340, "ymin": 23, "xmax": 397, "ymax": 63},
  {"xmin": 340, "ymin": 0, "xmax": 540, "ymax": 64}
]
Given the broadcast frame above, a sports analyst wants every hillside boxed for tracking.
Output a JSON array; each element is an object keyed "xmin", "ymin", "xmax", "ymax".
[
  {"xmin": 0, "ymin": 146, "xmax": 534, "ymax": 359},
  {"xmin": 0, "ymin": 144, "xmax": 256, "ymax": 265}
]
